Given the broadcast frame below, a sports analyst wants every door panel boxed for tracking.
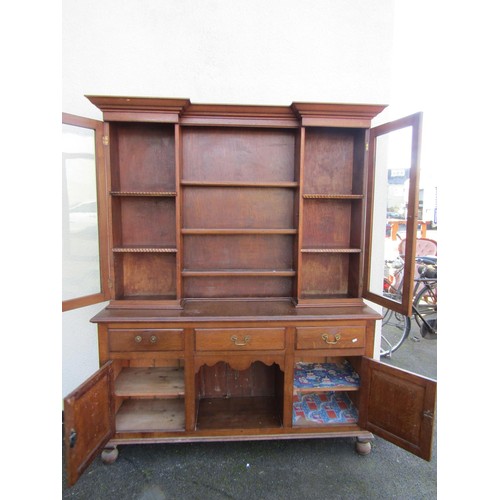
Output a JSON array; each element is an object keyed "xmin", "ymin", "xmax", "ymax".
[
  {"xmin": 62, "ymin": 113, "xmax": 111, "ymax": 311},
  {"xmin": 360, "ymin": 357, "xmax": 436, "ymax": 460},
  {"xmin": 363, "ymin": 113, "xmax": 423, "ymax": 316},
  {"xmin": 64, "ymin": 361, "xmax": 115, "ymax": 486}
]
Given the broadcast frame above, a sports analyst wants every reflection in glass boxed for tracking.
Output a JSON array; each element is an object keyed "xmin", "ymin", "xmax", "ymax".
[
  {"xmin": 62, "ymin": 124, "xmax": 101, "ymax": 300},
  {"xmin": 368, "ymin": 126, "xmax": 412, "ymax": 304}
]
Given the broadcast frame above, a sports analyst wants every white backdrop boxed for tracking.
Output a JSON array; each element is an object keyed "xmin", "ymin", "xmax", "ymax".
[{"xmin": 62, "ymin": 0, "xmax": 394, "ymax": 118}]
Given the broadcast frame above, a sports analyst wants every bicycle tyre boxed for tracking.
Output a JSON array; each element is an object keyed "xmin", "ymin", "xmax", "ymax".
[
  {"xmin": 380, "ymin": 307, "xmax": 411, "ymax": 357},
  {"xmin": 413, "ymin": 284, "xmax": 437, "ymax": 339}
]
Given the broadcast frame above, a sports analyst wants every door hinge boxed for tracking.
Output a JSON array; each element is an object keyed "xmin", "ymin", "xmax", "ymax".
[
  {"xmin": 102, "ymin": 135, "xmax": 109, "ymax": 146},
  {"xmin": 69, "ymin": 428, "xmax": 77, "ymax": 448},
  {"xmin": 365, "ymin": 142, "xmax": 369, "ymax": 152},
  {"xmin": 108, "ymin": 278, "xmax": 113, "ymax": 289}
]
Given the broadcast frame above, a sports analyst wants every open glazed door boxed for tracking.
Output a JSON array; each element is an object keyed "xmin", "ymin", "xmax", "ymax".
[
  {"xmin": 360, "ymin": 357, "xmax": 436, "ymax": 460},
  {"xmin": 64, "ymin": 361, "xmax": 115, "ymax": 486},
  {"xmin": 363, "ymin": 113, "xmax": 423, "ymax": 316}
]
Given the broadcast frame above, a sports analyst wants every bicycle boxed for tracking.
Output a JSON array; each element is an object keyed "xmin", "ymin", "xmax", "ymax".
[
  {"xmin": 413, "ymin": 260, "xmax": 437, "ymax": 340},
  {"xmin": 380, "ymin": 256, "xmax": 437, "ymax": 357},
  {"xmin": 380, "ymin": 257, "xmax": 411, "ymax": 357}
]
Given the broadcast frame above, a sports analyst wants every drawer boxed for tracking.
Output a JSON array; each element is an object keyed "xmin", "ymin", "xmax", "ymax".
[
  {"xmin": 195, "ymin": 328, "xmax": 285, "ymax": 351},
  {"xmin": 109, "ymin": 329, "xmax": 184, "ymax": 352},
  {"xmin": 296, "ymin": 325, "xmax": 365, "ymax": 350}
]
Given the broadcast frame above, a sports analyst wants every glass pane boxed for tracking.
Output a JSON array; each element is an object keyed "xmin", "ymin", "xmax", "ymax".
[
  {"xmin": 368, "ymin": 126, "xmax": 413, "ymax": 305},
  {"xmin": 62, "ymin": 123, "xmax": 101, "ymax": 300}
]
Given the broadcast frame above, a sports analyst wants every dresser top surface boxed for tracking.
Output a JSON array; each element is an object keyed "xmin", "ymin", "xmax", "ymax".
[{"xmin": 91, "ymin": 299, "xmax": 381, "ymax": 324}]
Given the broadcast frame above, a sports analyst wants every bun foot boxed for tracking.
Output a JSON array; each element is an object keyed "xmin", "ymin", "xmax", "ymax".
[
  {"xmin": 355, "ymin": 438, "xmax": 372, "ymax": 456},
  {"xmin": 101, "ymin": 446, "xmax": 119, "ymax": 464}
]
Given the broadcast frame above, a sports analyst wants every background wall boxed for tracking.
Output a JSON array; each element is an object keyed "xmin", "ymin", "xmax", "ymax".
[
  {"xmin": 63, "ymin": 0, "xmax": 394, "ymax": 118},
  {"xmin": 62, "ymin": 0, "xmax": 396, "ymax": 398}
]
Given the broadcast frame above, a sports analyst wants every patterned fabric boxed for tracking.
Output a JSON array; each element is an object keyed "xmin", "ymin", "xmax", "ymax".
[
  {"xmin": 294, "ymin": 361, "xmax": 360, "ymax": 390},
  {"xmin": 293, "ymin": 392, "xmax": 359, "ymax": 425}
]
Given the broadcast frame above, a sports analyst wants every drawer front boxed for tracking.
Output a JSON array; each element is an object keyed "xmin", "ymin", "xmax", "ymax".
[
  {"xmin": 195, "ymin": 328, "xmax": 285, "ymax": 351},
  {"xmin": 109, "ymin": 329, "xmax": 184, "ymax": 352},
  {"xmin": 296, "ymin": 325, "xmax": 365, "ymax": 350}
]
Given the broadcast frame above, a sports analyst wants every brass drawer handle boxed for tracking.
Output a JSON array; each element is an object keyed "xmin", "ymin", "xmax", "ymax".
[
  {"xmin": 149, "ymin": 335, "xmax": 158, "ymax": 344},
  {"xmin": 230, "ymin": 335, "xmax": 250, "ymax": 346},
  {"xmin": 134, "ymin": 335, "xmax": 143, "ymax": 343},
  {"xmin": 322, "ymin": 333, "xmax": 341, "ymax": 345}
]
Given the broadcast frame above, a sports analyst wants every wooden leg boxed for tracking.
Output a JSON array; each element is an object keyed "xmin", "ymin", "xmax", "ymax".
[
  {"xmin": 355, "ymin": 437, "xmax": 372, "ymax": 456},
  {"xmin": 101, "ymin": 446, "xmax": 119, "ymax": 464}
]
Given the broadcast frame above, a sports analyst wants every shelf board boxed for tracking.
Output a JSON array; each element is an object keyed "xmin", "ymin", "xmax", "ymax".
[
  {"xmin": 301, "ymin": 248, "xmax": 361, "ymax": 254},
  {"xmin": 115, "ymin": 399, "xmax": 185, "ymax": 433},
  {"xmin": 303, "ymin": 194, "xmax": 363, "ymax": 199},
  {"xmin": 113, "ymin": 246, "xmax": 178, "ymax": 253},
  {"xmin": 109, "ymin": 296, "xmax": 179, "ymax": 307},
  {"xmin": 110, "ymin": 191, "xmax": 177, "ymax": 197},
  {"xmin": 182, "ymin": 229, "xmax": 297, "ymax": 235},
  {"xmin": 197, "ymin": 396, "xmax": 282, "ymax": 430},
  {"xmin": 181, "ymin": 180, "xmax": 298, "ymax": 188},
  {"xmin": 182, "ymin": 269, "xmax": 296, "ymax": 277},
  {"xmin": 294, "ymin": 385, "xmax": 359, "ymax": 394},
  {"xmin": 114, "ymin": 367, "xmax": 184, "ymax": 398}
]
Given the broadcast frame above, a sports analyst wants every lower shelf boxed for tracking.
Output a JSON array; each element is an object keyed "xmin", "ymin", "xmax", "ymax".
[
  {"xmin": 293, "ymin": 392, "xmax": 358, "ymax": 427},
  {"xmin": 116, "ymin": 399, "xmax": 185, "ymax": 433},
  {"xmin": 197, "ymin": 396, "xmax": 282, "ymax": 430}
]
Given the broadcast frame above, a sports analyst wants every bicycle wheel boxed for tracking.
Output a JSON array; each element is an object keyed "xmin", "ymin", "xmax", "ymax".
[
  {"xmin": 380, "ymin": 307, "xmax": 411, "ymax": 357},
  {"xmin": 413, "ymin": 284, "xmax": 437, "ymax": 339}
]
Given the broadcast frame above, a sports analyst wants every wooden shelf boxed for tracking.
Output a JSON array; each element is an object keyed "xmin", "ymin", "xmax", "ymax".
[
  {"xmin": 197, "ymin": 397, "xmax": 282, "ymax": 430},
  {"xmin": 115, "ymin": 367, "xmax": 184, "ymax": 398},
  {"xmin": 113, "ymin": 247, "xmax": 177, "ymax": 253},
  {"xmin": 294, "ymin": 385, "xmax": 359, "ymax": 394},
  {"xmin": 110, "ymin": 295, "xmax": 178, "ymax": 304},
  {"xmin": 110, "ymin": 191, "xmax": 177, "ymax": 197},
  {"xmin": 182, "ymin": 229, "xmax": 297, "ymax": 235},
  {"xmin": 182, "ymin": 269, "xmax": 296, "ymax": 277},
  {"xmin": 115, "ymin": 399, "xmax": 185, "ymax": 433},
  {"xmin": 301, "ymin": 248, "xmax": 361, "ymax": 254},
  {"xmin": 303, "ymin": 194, "xmax": 363, "ymax": 199},
  {"xmin": 182, "ymin": 180, "xmax": 298, "ymax": 188}
]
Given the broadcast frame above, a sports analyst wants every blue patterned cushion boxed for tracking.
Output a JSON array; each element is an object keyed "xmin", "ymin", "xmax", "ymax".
[
  {"xmin": 294, "ymin": 361, "xmax": 360, "ymax": 390},
  {"xmin": 293, "ymin": 392, "xmax": 358, "ymax": 425}
]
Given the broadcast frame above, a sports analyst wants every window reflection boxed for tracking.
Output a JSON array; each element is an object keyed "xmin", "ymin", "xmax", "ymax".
[
  {"xmin": 369, "ymin": 126, "xmax": 412, "ymax": 304},
  {"xmin": 62, "ymin": 124, "xmax": 101, "ymax": 300}
]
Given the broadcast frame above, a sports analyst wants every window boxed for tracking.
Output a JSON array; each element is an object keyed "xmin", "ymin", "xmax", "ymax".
[{"xmin": 62, "ymin": 113, "xmax": 110, "ymax": 310}]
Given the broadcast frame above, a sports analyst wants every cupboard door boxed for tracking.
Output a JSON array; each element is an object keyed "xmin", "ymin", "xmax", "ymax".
[
  {"xmin": 360, "ymin": 357, "xmax": 435, "ymax": 461},
  {"xmin": 363, "ymin": 112, "xmax": 423, "ymax": 316},
  {"xmin": 64, "ymin": 361, "xmax": 115, "ymax": 486}
]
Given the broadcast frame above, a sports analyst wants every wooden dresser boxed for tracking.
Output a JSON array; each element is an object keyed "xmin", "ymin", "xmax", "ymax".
[{"xmin": 64, "ymin": 97, "xmax": 436, "ymax": 486}]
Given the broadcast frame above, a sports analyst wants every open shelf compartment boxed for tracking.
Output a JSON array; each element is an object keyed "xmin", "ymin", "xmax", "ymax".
[
  {"xmin": 294, "ymin": 360, "xmax": 360, "ymax": 392},
  {"xmin": 115, "ymin": 399, "xmax": 185, "ymax": 433},
  {"xmin": 293, "ymin": 359, "xmax": 360, "ymax": 427},
  {"xmin": 114, "ymin": 367, "xmax": 184, "ymax": 398},
  {"xmin": 196, "ymin": 361, "xmax": 284, "ymax": 431},
  {"xmin": 292, "ymin": 392, "xmax": 358, "ymax": 426},
  {"xmin": 114, "ymin": 365, "xmax": 185, "ymax": 433}
]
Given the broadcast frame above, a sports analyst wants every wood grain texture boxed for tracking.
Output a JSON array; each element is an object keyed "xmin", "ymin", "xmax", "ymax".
[{"xmin": 114, "ymin": 367, "xmax": 184, "ymax": 397}]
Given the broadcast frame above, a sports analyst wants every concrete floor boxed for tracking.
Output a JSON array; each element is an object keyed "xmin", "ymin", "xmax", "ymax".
[{"xmin": 62, "ymin": 329, "xmax": 437, "ymax": 499}]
